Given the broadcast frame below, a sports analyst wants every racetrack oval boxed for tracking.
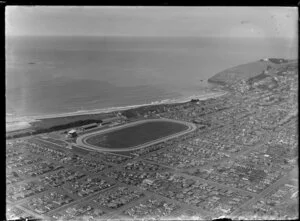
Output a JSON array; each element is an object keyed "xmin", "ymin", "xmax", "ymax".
[{"xmin": 76, "ymin": 119, "xmax": 196, "ymax": 152}]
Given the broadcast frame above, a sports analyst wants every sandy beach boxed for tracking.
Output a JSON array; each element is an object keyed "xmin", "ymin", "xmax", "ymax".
[{"xmin": 6, "ymin": 90, "xmax": 227, "ymax": 132}]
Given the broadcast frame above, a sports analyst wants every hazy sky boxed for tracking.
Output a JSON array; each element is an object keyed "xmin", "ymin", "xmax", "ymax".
[{"xmin": 6, "ymin": 6, "xmax": 298, "ymax": 39}]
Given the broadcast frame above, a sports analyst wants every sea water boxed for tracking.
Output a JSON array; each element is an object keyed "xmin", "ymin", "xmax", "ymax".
[{"xmin": 6, "ymin": 36, "xmax": 297, "ymax": 118}]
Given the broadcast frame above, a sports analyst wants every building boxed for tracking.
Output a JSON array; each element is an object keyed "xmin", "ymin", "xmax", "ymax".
[
  {"xmin": 81, "ymin": 123, "xmax": 98, "ymax": 131},
  {"xmin": 191, "ymin": 98, "xmax": 200, "ymax": 103},
  {"xmin": 260, "ymin": 58, "xmax": 269, "ymax": 62},
  {"xmin": 67, "ymin": 129, "xmax": 77, "ymax": 138}
]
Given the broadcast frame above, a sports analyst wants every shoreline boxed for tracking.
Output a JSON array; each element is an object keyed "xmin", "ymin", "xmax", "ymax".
[{"xmin": 6, "ymin": 90, "xmax": 227, "ymax": 132}]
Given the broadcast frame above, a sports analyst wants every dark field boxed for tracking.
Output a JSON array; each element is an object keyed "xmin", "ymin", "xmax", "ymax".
[{"xmin": 85, "ymin": 121, "xmax": 188, "ymax": 149}]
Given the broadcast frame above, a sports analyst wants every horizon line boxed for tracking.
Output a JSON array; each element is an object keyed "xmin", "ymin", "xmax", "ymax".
[{"xmin": 5, "ymin": 34, "xmax": 296, "ymax": 39}]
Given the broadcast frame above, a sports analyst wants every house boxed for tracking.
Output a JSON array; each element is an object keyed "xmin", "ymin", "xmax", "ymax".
[
  {"xmin": 260, "ymin": 58, "xmax": 269, "ymax": 61},
  {"xmin": 191, "ymin": 98, "xmax": 200, "ymax": 103}
]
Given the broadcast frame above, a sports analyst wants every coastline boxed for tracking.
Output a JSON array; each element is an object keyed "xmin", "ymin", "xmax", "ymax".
[{"xmin": 6, "ymin": 90, "xmax": 227, "ymax": 132}]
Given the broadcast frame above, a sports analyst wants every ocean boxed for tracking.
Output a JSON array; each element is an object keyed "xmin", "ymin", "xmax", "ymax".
[{"xmin": 6, "ymin": 36, "xmax": 297, "ymax": 118}]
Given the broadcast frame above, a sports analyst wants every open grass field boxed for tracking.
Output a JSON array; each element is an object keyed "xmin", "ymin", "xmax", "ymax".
[{"xmin": 85, "ymin": 121, "xmax": 189, "ymax": 149}]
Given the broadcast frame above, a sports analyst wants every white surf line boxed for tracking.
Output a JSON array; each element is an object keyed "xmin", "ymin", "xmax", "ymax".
[{"xmin": 21, "ymin": 91, "xmax": 227, "ymax": 121}]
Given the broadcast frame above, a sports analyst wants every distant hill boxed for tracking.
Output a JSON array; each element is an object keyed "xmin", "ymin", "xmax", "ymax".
[{"xmin": 208, "ymin": 58, "xmax": 296, "ymax": 87}]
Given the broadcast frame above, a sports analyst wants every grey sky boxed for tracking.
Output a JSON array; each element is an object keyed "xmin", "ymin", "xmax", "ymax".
[{"xmin": 6, "ymin": 6, "xmax": 298, "ymax": 39}]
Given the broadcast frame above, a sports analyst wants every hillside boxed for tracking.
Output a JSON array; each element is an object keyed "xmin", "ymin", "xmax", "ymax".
[{"xmin": 208, "ymin": 58, "xmax": 296, "ymax": 87}]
